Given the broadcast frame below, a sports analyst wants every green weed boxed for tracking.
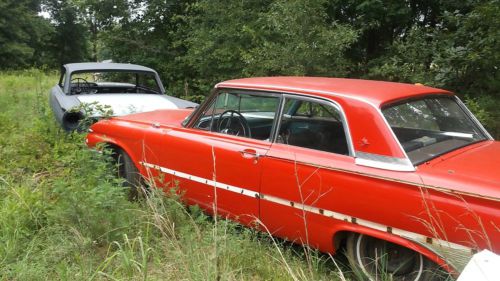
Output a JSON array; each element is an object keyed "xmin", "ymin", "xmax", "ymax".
[{"xmin": 0, "ymin": 71, "xmax": 349, "ymax": 280}]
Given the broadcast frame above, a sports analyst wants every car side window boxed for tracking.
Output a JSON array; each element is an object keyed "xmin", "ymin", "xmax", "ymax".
[
  {"xmin": 193, "ymin": 91, "xmax": 280, "ymax": 141},
  {"xmin": 193, "ymin": 98, "xmax": 217, "ymax": 130},
  {"xmin": 277, "ymin": 98, "xmax": 349, "ymax": 155},
  {"xmin": 59, "ymin": 71, "xmax": 66, "ymax": 88}
]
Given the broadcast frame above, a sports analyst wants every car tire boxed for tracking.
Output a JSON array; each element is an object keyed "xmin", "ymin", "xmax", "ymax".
[
  {"xmin": 115, "ymin": 149, "xmax": 141, "ymax": 200},
  {"xmin": 346, "ymin": 233, "xmax": 446, "ymax": 281}
]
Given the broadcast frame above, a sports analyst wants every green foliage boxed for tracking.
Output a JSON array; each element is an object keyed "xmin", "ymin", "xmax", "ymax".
[
  {"xmin": 73, "ymin": 0, "xmax": 130, "ymax": 61},
  {"xmin": 0, "ymin": 71, "xmax": 138, "ymax": 278},
  {"xmin": 99, "ymin": 0, "xmax": 197, "ymax": 96},
  {"xmin": 185, "ymin": 0, "xmax": 269, "ymax": 89},
  {"xmin": 365, "ymin": 0, "xmax": 500, "ymax": 138},
  {"xmin": 0, "ymin": 0, "xmax": 54, "ymax": 68},
  {"xmin": 465, "ymin": 95, "xmax": 500, "ymax": 139},
  {"xmin": 73, "ymin": 101, "xmax": 114, "ymax": 130},
  {"xmin": 243, "ymin": 0, "xmax": 357, "ymax": 77},
  {"xmin": 98, "ymin": 0, "xmax": 500, "ymax": 139},
  {"xmin": 44, "ymin": 0, "xmax": 90, "ymax": 65}
]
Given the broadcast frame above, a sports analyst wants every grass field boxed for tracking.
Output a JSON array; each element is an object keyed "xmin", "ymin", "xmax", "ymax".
[{"xmin": 0, "ymin": 70, "xmax": 351, "ymax": 280}]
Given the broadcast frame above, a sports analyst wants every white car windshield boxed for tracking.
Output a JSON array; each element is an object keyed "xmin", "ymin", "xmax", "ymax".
[
  {"xmin": 382, "ymin": 96, "xmax": 488, "ymax": 164},
  {"xmin": 69, "ymin": 71, "xmax": 161, "ymax": 95}
]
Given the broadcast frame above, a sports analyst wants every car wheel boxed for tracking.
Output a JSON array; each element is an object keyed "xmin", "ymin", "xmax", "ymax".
[
  {"xmin": 115, "ymin": 149, "xmax": 141, "ymax": 200},
  {"xmin": 346, "ymin": 233, "xmax": 445, "ymax": 281}
]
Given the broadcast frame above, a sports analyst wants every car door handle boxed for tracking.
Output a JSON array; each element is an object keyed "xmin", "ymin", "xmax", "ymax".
[{"xmin": 239, "ymin": 149, "xmax": 260, "ymax": 160}]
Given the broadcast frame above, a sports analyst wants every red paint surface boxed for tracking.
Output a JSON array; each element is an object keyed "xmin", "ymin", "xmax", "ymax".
[{"xmin": 86, "ymin": 78, "xmax": 499, "ymax": 273}]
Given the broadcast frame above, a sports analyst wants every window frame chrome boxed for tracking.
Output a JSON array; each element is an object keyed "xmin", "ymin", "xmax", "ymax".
[
  {"xmin": 370, "ymin": 94, "xmax": 493, "ymax": 172},
  {"xmin": 273, "ymin": 93, "xmax": 355, "ymax": 157},
  {"xmin": 185, "ymin": 88, "xmax": 283, "ymax": 142},
  {"xmin": 454, "ymin": 96, "xmax": 493, "ymax": 140}
]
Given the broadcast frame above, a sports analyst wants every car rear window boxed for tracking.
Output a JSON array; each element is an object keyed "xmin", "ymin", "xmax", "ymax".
[{"xmin": 382, "ymin": 96, "xmax": 488, "ymax": 164}]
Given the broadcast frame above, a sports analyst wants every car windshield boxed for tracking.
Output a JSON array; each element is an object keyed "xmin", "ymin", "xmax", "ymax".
[
  {"xmin": 382, "ymin": 96, "xmax": 488, "ymax": 165},
  {"xmin": 69, "ymin": 71, "xmax": 161, "ymax": 95}
]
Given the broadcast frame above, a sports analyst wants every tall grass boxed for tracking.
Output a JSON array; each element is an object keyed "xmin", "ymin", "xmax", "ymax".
[{"xmin": 0, "ymin": 70, "xmax": 348, "ymax": 280}]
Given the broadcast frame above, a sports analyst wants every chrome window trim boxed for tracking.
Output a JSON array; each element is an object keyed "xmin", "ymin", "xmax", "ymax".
[
  {"xmin": 272, "ymin": 93, "xmax": 287, "ymax": 143},
  {"xmin": 454, "ymin": 96, "xmax": 493, "ymax": 140},
  {"xmin": 184, "ymin": 88, "xmax": 218, "ymax": 128},
  {"xmin": 374, "ymin": 106, "xmax": 416, "ymax": 171},
  {"xmin": 276, "ymin": 94, "xmax": 355, "ymax": 157},
  {"xmin": 185, "ymin": 94, "xmax": 217, "ymax": 129}
]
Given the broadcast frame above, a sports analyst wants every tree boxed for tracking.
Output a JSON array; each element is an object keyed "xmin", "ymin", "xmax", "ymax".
[
  {"xmin": 184, "ymin": 0, "xmax": 273, "ymax": 93},
  {"xmin": 44, "ymin": 0, "xmax": 89, "ymax": 65},
  {"xmin": 75, "ymin": 0, "xmax": 130, "ymax": 61},
  {"xmin": 243, "ymin": 0, "xmax": 357, "ymax": 77},
  {"xmin": 100, "ymin": 0, "xmax": 198, "ymax": 97},
  {"xmin": 366, "ymin": 0, "xmax": 500, "ymax": 137},
  {"xmin": 184, "ymin": 0, "xmax": 357, "ymax": 92},
  {"xmin": 0, "ymin": 0, "xmax": 53, "ymax": 69}
]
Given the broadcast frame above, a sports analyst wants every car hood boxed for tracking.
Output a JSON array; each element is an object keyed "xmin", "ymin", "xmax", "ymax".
[
  {"xmin": 77, "ymin": 94, "xmax": 179, "ymax": 117},
  {"xmin": 418, "ymin": 141, "xmax": 500, "ymax": 201},
  {"xmin": 115, "ymin": 108, "xmax": 194, "ymax": 127}
]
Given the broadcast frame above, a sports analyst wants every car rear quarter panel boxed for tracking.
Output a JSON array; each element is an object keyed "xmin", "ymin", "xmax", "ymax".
[
  {"xmin": 49, "ymin": 85, "xmax": 66, "ymax": 124},
  {"xmin": 334, "ymin": 98, "xmax": 406, "ymax": 158},
  {"xmin": 260, "ymin": 141, "xmax": 498, "ymax": 272},
  {"xmin": 415, "ymin": 143, "xmax": 500, "ymax": 254}
]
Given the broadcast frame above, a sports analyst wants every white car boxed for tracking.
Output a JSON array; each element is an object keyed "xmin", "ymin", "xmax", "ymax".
[{"xmin": 49, "ymin": 62, "xmax": 197, "ymax": 131}]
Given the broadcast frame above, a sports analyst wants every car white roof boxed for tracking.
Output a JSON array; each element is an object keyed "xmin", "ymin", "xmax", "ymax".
[{"xmin": 64, "ymin": 62, "xmax": 156, "ymax": 74}]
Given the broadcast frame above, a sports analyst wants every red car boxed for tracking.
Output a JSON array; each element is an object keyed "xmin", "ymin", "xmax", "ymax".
[{"xmin": 86, "ymin": 77, "xmax": 499, "ymax": 280}]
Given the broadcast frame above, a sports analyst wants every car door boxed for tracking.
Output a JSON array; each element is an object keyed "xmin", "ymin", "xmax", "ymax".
[
  {"xmin": 259, "ymin": 95, "xmax": 357, "ymax": 250},
  {"xmin": 144, "ymin": 90, "xmax": 281, "ymax": 226}
]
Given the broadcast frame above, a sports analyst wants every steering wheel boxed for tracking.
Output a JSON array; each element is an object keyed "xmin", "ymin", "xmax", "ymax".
[
  {"xmin": 216, "ymin": 110, "xmax": 251, "ymax": 138},
  {"xmin": 71, "ymin": 77, "xmax": 95, "ymax": 94}
]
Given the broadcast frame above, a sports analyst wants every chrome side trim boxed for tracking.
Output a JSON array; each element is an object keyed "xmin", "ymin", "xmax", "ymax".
[
  {"xmin": 140, "ymin": 160, "xmax": 474, "ymax": 272},
  {"xmin": 141, "ymin": 162, "xmax": 260, "ymax": 198},
  {"xmin": 355, "ymin": 151, "xmax": 415, "ymax": 172}
]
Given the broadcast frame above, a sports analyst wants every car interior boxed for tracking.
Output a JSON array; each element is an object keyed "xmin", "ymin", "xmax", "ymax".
[
  {"xmin": 278, "ymin": 116, "xmax": 349, "ymax": 155},
  {"xmin": 195, "ymin": 93, "xmax": 350, "ymax": 156}
]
